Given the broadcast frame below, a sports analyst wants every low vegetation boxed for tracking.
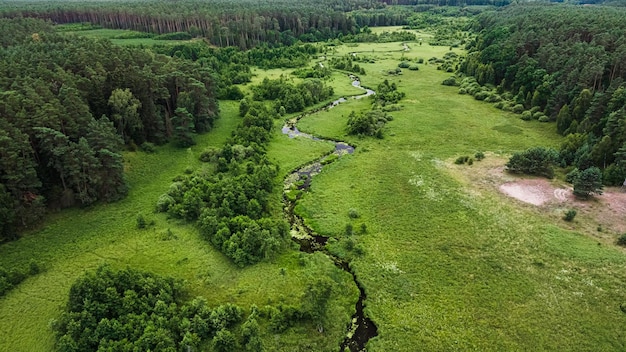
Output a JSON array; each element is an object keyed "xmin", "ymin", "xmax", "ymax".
[{"xmin": 505, "ymin": 146, "xmax": 560, "ymax": 178}]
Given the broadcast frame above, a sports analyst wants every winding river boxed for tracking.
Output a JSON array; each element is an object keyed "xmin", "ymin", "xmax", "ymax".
[{"xmin": 282, "ymin": 76, "xmax": 377, "ymax": 351}]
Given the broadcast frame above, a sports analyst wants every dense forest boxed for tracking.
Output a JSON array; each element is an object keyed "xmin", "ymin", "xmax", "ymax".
[
  {"xmin": 460, "ymin": 4, "xmax": 626, "ymax": 185},
  {"xmin": 0, "ymin": 18, "xmax": 218, "ymax": 241},
  {"xmin": 0, "ymin": 0, "xmax": 377, "ymax": 49}
]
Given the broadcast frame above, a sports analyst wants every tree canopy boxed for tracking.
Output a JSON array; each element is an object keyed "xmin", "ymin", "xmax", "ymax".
[
  {"xmin": 461, "ymin": 4, "xmax": 626, "ymax": 185},
  {"xmin": 0, "ymin": 18, "xmax": 218, "ymax": 240}
]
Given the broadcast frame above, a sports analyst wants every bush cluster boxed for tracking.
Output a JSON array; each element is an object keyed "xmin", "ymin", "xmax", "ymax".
[
  {"xmin": 52, "ymin": 265, "xmax": 259, "ymax": 352},
  {"xmin": 0, "ymin": 260, "xmax": 41, "ymax": 297},
  {"xmin": 158, "ymin": 102, "xmax": 288, "ymax": 266},
  {"xmin": 506, "ymin": 146, "xmax": 560, "ymax": 178},
  {"xmin": 347, "ymin": 109, "xmax": 393, "ymax": 138}
]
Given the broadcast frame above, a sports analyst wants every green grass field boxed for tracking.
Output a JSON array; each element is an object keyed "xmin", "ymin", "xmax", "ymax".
[
  {"xmin": 296, "ymin": 42, "xmax": 626, "ymax": 350},
  {"xmin": 2, "ymin": 35, "xmax": 626, "ymax": 352},
  {"xmin": 58, "ymin": 27, "xmax": 196, "ymax": 46}
]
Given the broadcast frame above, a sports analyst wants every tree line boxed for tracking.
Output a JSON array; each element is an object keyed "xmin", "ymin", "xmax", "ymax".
[
  {"xmin": 0, "ymin": 18, "xmax": 219, "ymax": 241},
  {"xmin": 460, "ymin": 4, "xmax": 626, "ymax": 185},
  {"xmin": 0, "ymin": 0, "xmax": 381, "ymax": 49}
]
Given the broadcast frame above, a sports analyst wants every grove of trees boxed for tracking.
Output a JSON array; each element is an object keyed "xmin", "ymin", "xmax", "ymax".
[
  {"xmin": 0, "ymin": 17, "xmax": 218, "ymax": 241},
  {"xmin": 461, "ymin": 4, "xmax": 626, "ymax": 185}
]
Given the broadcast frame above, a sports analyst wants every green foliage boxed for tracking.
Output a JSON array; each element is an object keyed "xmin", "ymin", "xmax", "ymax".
[
  {"xmin": 0, "ymin": 18, "xmax": 221, "ymax": 235},
  {"xmin": 563, "ymin": 209, "xmax": 577, "ymax": 222},
  {"xmin": 474, "ymin": 151, "xmax": 485, "ymax": 161},
  {"xmin": 617, "ymin": 234, "xmax": 626, "ymax": 247},
  {"xmin": 442, "ymin": 77, "xmax": 458, "ymax": 86},
  {"xmin": 455, "ymin": 155, "xmax": 470, "ymax": 164},
  {"xmin": 52, "ymin": 265, "xmax": 248, "ymax": 351},
  {"xmin": 153, "ymin": 31, "xmax": 192, "ymax": 40},
  {"xmin": 0, "ymin": 260, "xmax": 42, "ymax": 297},
  {"xmin": 374, "ymin": 79, "xmax": 406, "ymax": 106},
  {"xmin": 321, "ymin": 154, "xmax": 339, "ymax": 165},
  {"xmin": 569, "ymin": 167, "xmax": 603, "ymax": 199},
  {"xmin": 251, "ymin": 77, "xmax": 333, "ymax": 113},
  {"xmin": 348, "ymin": 208, "xmax": 360, "ymax": 219},
  {"xmin": 136, "ymin": 214, "xmax": 146, "ymax": 229},
  {"xmin": 140, "ymin": 142, "xmax": 156, "ymax": 153},
  {"xmin": 506, "ymin": 147, "xmax": 560, "ymax": 178},
  {"xmin": 345, "ymin": 223, "xmax": 354, "ymax": 236},
  {"xmin": 341, "ymin": 30, "xmax": 416, "ymax": 43},
  {"xmin": 292, "ymin": 64, "xmax": 332, "ymax": 79},
  {"xmin": 329, "ymin": 54, "xmax": 366, "ymax": 75},
  {"xmin": 172, "ymin": 108, "xmax": 196, "ymax": 148},
  {"xmin": 462, "ymin": 5, "xmax": 626, "ymax": 175},
  {"xmin": 160, "ymin": 102, "xmax": 288, "ymax": 266},
  {"xmin": 346, "ymin": 109, "xmax": 392, "ymax": 138}
]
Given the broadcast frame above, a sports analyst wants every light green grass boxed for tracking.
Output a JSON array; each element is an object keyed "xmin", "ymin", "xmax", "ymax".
[
  {"xmin": 294, "ymin": 42, "xmax": 626, "ymax": 351},
  {"xmin": 60, "ymin": 28, "xmax": 195, "ymax": 46}
]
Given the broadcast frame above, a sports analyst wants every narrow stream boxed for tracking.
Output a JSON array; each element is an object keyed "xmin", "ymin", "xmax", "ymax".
[{"xmin": 282, "ymin": 76, "xmax": 378, "ymax": 351}]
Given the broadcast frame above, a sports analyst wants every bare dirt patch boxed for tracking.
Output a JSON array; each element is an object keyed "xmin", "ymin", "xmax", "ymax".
[
  {"xmin": 500, "ymin": 179, "xmax": 556, "ymax": 206},
  {"xmin": 447, "ymin": 153, "xmax": 626, "ymax": 239}
]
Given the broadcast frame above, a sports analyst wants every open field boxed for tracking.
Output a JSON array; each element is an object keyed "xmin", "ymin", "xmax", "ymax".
[
  {"xmin": 296, "ymin": 42, "xmax": 626, "ymax": 350},
  {"xmin": 58, "ymin": 27, "xmax": 196, "ymax": 46}
]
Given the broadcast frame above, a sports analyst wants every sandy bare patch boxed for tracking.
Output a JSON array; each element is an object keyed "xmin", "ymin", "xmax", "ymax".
[
  {"xmin": 500, "ymin": 180, "xmax": 554, "ymax": 205},
  {"xmin": 446, "ymin": 153, "xmax": 626, "ymax": 239},
  {"xmin": 598, "ymin": 190, "xmax": 626, "ymax": 233}
]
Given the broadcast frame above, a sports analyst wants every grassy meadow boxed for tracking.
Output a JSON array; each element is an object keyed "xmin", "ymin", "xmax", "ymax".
[
  {"xmin": 2, "ymin": 32, "xmax": 626, "ymax": 352},
  {"xmin": 296, "ymin": 42, "xmax": 626, "ymax": 350},
  {"xmin": 57, "ymin": 26, "xmax": 196, "ymax": 46}
]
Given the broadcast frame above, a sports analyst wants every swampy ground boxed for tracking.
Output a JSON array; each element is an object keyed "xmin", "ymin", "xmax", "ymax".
[{"xmin": 1, "ymin": 30, "xmax": 626, "ymax": 351}]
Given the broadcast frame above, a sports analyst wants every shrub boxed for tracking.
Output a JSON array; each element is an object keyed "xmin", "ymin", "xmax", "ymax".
[
  {"xmin": 512, "ymin": 104, "xmax": 525, "ymax": 114},
  {"xmin": 348, "ymin": 208, "xmax": 360, "ymax": 219},
  {"xmin": 140, "ymin": 142, "xmax": 156, "ymax": 153},
  {"xmin": 398, "ymin": 61, "xmax": 411, "ymax": 68},
  {"xmin": 473, "ymin": 91, "xmax": 489, "ymax": 101},
  {"xmin": 154, "ymin": 31, "xmax": 192, "ymax": 40},
  {"xmin": 156, "ymin": 194, "xmax": 176, "ymax": 212},
  {"xmin": 571, "ymin": 167, "xmax": 603, "ymax": 199},
  {"xmin": 521, "ymin": 111, "xmax": 533, "ymax": 121},
  {"xmin": 617, "ymin": 234, "xmax": 626, "ymax": 247},
  {"xmin": 485, "ymin": 93, "xmax": 501, "ymax": 103},
  {"xmin": 136, "ymin": 214, "xmax": 147, "ymax": 229},
  {"xmin": 563, "ymin": 209, "xmax": 577, "ymax": 222},
  {"xmin": 475, "ymin": 151, "xmax": 485, "ymax": 161},
  {"xmin": 408, "ymin": 64, "xmax": 419, "ymax": 71},
  {"xmin": 455, "ymin": 155, "xmax": 469, "ymax": 164},
  {"xmin": 442, "ymin": 77, "xmax": 458, "ymax": 86},
  {"xmin": 360, "ymin": 223, "xmax": 367, "ymax": 234},
  {"xmin": 345, "ymin": 223, "xmax": 354, "ymax": 236},
  {"xmin": 506, "ymin": 146, "xmax": 560, "ymax": 178},
  {"xmin": 321, "ymin": 154, "xmax": 338, "ymax": 165},
  {"xmin": 28, "ymin": 260, "xmax": 40, "ymax": 275}
]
